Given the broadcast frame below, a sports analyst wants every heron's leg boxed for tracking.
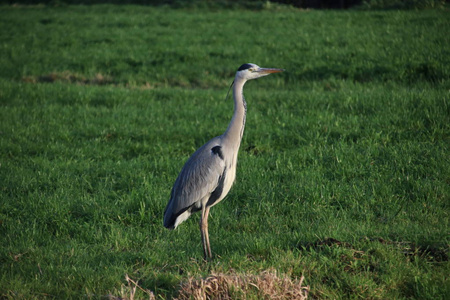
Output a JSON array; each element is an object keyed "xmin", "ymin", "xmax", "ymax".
[
  {"xmin": 200, "ymin": 205, "xmax": 212, "ymax": 259},
  {"xmin": 204, "ymin": 206, "xmax": 212, "ymax": 258}
]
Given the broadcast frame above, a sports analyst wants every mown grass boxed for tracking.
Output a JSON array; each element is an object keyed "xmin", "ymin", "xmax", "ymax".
[{"xmin": 0, "ymin": 4, "xmax": 449, "ymax": 299}]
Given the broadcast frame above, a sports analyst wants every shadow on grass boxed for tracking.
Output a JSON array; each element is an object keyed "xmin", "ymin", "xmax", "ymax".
[
  {"xmin": 298, "ymin": 237, "xmax": 448, "ymax": 262},
  {"xmin": 295, "ymin": 63, "xmax": 448, "ymax": 84}
]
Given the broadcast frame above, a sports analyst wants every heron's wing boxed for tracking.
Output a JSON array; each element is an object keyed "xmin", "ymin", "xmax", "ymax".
[{"xmin": 164, "ymin": 138, "xmax": 226, "ymax": 227}]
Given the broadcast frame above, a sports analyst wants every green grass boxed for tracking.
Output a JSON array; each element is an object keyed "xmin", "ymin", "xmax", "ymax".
[{"xmin": 1, "ymin": 4, "xmax": 449, "ymax": 299}]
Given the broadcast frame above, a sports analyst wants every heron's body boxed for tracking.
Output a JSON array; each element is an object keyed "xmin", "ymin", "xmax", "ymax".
[
  {"xmin": 163, "ymin": 63, "xmax": 283, "ymax": 259},
  {"xmin": 163, "ymin": 135, "xmax": 237, "ymax": 229}
]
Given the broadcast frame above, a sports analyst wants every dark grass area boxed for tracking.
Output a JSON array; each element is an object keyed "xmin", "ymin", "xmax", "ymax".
[{"xmin": 1, "ymin": 4, "xmax": 449, "ymax": 299}]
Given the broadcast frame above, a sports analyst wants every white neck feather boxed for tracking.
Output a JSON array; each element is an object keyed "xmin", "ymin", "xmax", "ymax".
[{"xmin": 223, "ymin": 77, "xmax": 247, "ymax": 150}]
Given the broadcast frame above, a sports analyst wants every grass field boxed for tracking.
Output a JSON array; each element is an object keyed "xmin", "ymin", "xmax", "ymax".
[{"xmin": 1, "ymin": 4, "xmax": 449, "ymax": 299}]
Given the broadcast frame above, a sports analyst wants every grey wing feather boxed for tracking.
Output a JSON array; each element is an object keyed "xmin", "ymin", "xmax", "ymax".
[{"xmin": 164, "ymin": 138, "xmax": 225, "ymax": 228}]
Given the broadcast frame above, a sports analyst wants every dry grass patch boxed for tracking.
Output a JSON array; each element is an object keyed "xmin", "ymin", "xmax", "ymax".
[
  {"xmin": 21, "ymin": 71, "xmax": 160, "ymax": 89},
  {"xmin": 176, "ymin": 269, "xmax": 309, "ymax": 300},
  {"xmin": 109, "ymin": 274, "xmax": 155, "ymax": 300},
  {"xmin": 22, "ymin": 71, "xmax": 115, "ymax": 85}
]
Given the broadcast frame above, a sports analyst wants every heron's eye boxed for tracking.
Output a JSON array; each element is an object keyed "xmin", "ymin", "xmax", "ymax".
[{"xmin": 248, "ymin": 68, "xmax": 255, "ymax": 72}]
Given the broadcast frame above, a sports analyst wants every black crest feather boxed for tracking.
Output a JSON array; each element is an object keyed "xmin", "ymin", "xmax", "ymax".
[{"xmin": 238, "ymin": 63, "xmax": 253, "ymax": 71}]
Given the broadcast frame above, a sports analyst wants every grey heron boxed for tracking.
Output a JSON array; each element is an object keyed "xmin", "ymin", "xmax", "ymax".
[{"xmin": 163, "ymin": 63, "xmax": 284, "ymax": 259}]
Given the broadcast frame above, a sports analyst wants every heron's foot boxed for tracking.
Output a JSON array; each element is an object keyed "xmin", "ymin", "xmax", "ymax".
[{"xmin": 202, "ymin": 253, "xmax": 214, "ymax": 262}]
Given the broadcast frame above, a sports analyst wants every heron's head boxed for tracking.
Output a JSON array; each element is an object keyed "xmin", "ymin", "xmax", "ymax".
[{"xmin": 235, "ymin": 63, "xmax": 284, "ymax": 81}]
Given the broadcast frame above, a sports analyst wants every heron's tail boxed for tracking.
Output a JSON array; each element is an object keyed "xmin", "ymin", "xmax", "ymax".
[
  {"xmin": 164, "ymin": 207, "xmax": 192, "ymax": 230},
  {"xmin": 163, "ymin": 201, "xmax": 176, "ymax": 229}
]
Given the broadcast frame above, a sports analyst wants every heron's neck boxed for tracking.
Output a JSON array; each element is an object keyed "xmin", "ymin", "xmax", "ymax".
[{"xmin": 223, "ymin": 78, "xmax": 247, "ymax": 148}]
